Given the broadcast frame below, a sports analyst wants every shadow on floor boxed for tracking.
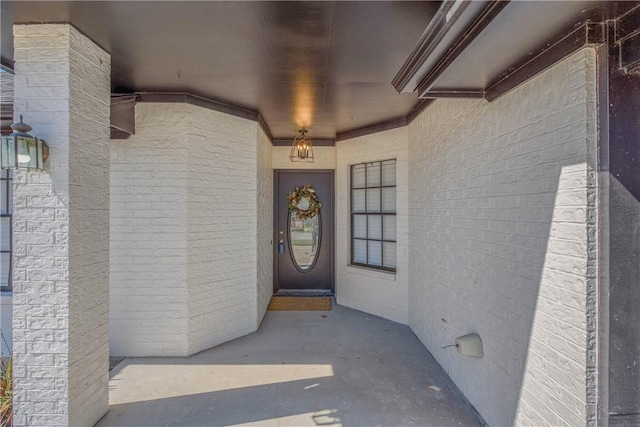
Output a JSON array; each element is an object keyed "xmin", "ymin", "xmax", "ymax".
[{"xmin": 97, "ymin": 304, "xmax": 483, "ymax": 427}]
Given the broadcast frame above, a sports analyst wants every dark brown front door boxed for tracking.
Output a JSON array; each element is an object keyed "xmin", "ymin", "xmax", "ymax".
[{"xmin": 274, "ymin": 170, "xmax": 334, "ymax": 294}]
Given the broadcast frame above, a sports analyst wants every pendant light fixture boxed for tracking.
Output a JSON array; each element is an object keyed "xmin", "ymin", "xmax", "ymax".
[{"xmin": 290, "ymin": 129, "xmax": 314, "ymax": 162}]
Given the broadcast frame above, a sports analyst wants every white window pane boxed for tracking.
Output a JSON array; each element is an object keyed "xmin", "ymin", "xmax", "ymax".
[
  {"xmin": 0, "ymin": 218, "xmax": 9, "ymax": 252},
  {"xmin": 366, "ymin": 162, "xmax": 380, "ymax": 187},
  {"xmin": 383, "ymin": 242, "xmax": 396, "ymax": 268},
  {"xmin": 0, "ymin": 171, "xmax": 10, "ymax": 215},
  {"xmin": 0, "ymin": 186, "xmax": 7, "ymax": 213},
  {"xmin": 383, "ymin": 216, "xmax": 396, "ymax": 241},
  {"xmin": 368, "ymin": 215, "xmax": 382, "ymax": 240},
  {"xmin": 381, "ymin": 187, "xmax": 395, "ymax": 213},
  {"xmin": 368, "ymin": 241, "xmax": 382, "ymax": 266},
  {"xmin": 353, "ymin": 239, "xmax": 367, "ymax": 263},
  {"xmin": 8, "ymin": 182, "xmax": 12, "ymax": 215},
  {"xmin": 366, "ymin": 188, "xmax": 380, "ymax": 212},
  {"xmin": 352, "ymin": 164, "xmax": 366, "ymax": 188},
  {"xmin": 382, "ymin": 160, "xmax": 396, "ymax": 186},
  {"xmin": 353, "ymin": 215, "xmax": 366, "ymax": 239},
  {"xmin": 352, "ymin": 189, "xmax": 365, "ymax": 213},
  {"xmin": 0, "ymin": 253, "xmax": 9, "ymax": 288}
]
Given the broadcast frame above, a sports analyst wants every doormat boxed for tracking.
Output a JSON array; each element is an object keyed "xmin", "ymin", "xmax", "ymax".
[{"xmin": 268, "ymin": 296, "xmax": 332, "ymax": 311}]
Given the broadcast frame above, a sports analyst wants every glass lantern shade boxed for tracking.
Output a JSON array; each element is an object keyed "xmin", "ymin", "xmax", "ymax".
[
  {"xmin": 1, "ymin": 116, "xmax": 49, "ymax": 171},
  {"xmin": 290, "ymin": 130, "xmax": 314, "ymax": 162}
]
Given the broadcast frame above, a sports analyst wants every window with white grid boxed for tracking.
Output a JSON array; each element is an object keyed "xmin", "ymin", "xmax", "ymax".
[{"xmin": 350, "ymin": 159, "xmax": 396, "ymax": 272}]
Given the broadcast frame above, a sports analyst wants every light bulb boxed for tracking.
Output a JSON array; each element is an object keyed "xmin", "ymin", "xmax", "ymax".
[{"xmin": 17, "ymin": 140, "xmax": 32, "ymax": 164}]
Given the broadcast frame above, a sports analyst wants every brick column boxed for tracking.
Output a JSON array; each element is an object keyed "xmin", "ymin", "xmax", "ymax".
[{"xmin": 11, "ymin": 24, "xmax": 110, "ymax": 426}]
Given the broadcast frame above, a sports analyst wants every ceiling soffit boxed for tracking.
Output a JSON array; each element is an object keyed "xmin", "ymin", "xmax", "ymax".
[
  {"xmin": 1, "ymin": 1, "xmax": 439, "ymax": 140},
  {"xmin": 5, "ymin": 1, "xmax": 639, "ymax": 142}
]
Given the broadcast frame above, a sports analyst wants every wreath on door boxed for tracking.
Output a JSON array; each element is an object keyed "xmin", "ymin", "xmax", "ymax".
[{"xmin": 287, "ymin": 184, "xmax": 322, "ymax": 220}]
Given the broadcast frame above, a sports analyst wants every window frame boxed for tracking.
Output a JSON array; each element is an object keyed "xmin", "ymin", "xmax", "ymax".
[
  {"xmin": 349, "ymin": 159, "xmax": 397, "ymax": 272},
  {"xmin": 0, "ymin": 170, "xmax": 11, "ymax": 292}
]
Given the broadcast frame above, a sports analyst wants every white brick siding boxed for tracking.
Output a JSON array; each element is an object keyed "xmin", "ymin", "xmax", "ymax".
[
  {"xmin": 186, "ymin": 104, "xmax": 258, "ymax": 354},
  {"xmin": 110, "ymin": 103, "xmax": 189, "ymax": 356},
  {"xmin": 12, "ymin": 24, "xmax": 110, "ymax": 427},
  {"xmin": 111, "ymin": 102, "xmax": 263, "ymax": 357},
  {"xmin": 67, "ymin": 25, "xmax": 111, "ymax": 427},
  {"xmin": 336, "ymin": 127, "xmax": 409, "ymax": 324},
  {"xmin": 257, "ymin": 128, "xmax": 273, "ymax": 325},
  {"xmin": 408, "ymin": 48, "xmax": 597, "ymax": 427}
]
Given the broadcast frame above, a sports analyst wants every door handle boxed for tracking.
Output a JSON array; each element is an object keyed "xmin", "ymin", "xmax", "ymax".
[{"xmin": 278, "ymin": 238, "xmax": 285, "ymax": 254}]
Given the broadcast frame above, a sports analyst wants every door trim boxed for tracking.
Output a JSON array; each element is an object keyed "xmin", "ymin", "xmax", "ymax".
[{"xmin": 273, "ymin": 169, "xmax": 335, "ymax": 295}]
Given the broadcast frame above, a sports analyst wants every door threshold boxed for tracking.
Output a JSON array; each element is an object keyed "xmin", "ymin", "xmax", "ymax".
[{"xmin": 274, "ymin": 289, "xmax": 334, "ymax": 297}]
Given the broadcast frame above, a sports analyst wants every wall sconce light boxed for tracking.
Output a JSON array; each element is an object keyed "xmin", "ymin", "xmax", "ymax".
[
  {"xmin": 290, "ymin": 129, "xmax": 314, "ymax": 162},
  {"xmin": 1, "ymin": 115, "xmax": 49, "ymax": 171}
]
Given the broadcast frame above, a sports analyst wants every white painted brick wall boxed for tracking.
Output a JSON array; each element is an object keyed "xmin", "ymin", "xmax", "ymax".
[
  {"xmin": 336, "ymin": 127, "xmax": 409, "ymax": 324},
  {"xmin": 111, "ymin": 102, "xmax": 263, "ymax": 356},
  {"xmin": 110, "ymin": 103, "xmax": 189, "ymax": 357},
  {"xmin": 12, "ymin": 24, "xmax": 110, "ymax": 427},
  {"xmin": 67, "ymin": 25, "xmax": 111, "ymax": 427},
  {"xmin": 256, "ymin": 128, "xmax": 273, "ymax": 325},
  {"xmin": 186, "ymin": 104, "xmax": 258, "ymax": 354},
  {"xmin": 408, "ymin": 48, "xmax": 597, "ymax": 427}
]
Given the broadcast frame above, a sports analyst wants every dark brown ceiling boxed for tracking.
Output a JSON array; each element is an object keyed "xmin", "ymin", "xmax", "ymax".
[{"xmin": 1, "ymin": 1, "xmax": 440, "ymax": 139}]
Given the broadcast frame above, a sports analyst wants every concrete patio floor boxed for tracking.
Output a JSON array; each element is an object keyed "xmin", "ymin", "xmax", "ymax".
[{"xmin": 97, "ymin": 303, "xmax": 483, "ymax": 427}]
